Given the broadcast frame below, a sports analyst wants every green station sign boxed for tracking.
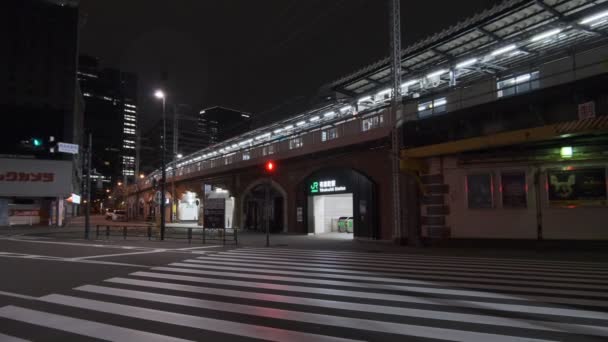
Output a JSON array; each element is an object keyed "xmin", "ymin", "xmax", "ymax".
[{"xmin": 309, "ymin": 179, "xmax": 347, "ymax": 194}]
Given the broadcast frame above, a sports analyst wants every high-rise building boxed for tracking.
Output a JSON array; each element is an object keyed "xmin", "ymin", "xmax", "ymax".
[
  {"xmin": 140, "ymin": 104, "xmax": 211, "ymax": 174},
  {"xmin": 1, "ymin": 0, "xmax": 82, "ymax": 154},
  {"xmin": 1, "ymin": 0, "xmax": 83, "ymax": 226},
  {"xmin": 78, "ymin": 55, "xmax": 138, "ymax": 187},
  {"xmin": 198, "ymin": 106, "xmax": 252, "ymax": 145}
]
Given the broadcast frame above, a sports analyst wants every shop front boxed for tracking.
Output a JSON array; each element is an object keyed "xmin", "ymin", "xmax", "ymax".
[
  {"xmin": 301, "ymin": 168, "xmax": 377, "ymax": 239},
  {"xmin": 0, "ymin": 158, "xmax": 74, "ymax": 227}
]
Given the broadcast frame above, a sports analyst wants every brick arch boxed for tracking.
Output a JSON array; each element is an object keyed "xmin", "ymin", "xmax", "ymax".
[{"xmin": 239, "ymin": 178, "xmax": 288, "ymax": 233}]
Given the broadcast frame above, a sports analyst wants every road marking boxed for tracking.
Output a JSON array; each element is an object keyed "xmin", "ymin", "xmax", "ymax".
[
  {"xmin": 182, "ymin": 258, "xmax": 608, "ymax": 289},
  {"xmin": 2, "ymin": 238, "xmax": 154, "ymax": 251},
  {"xmin": 0, "ymin": 291, "xmax": 38, "ymax": 301},
  {"xmin": 0, "ymin": 252, "xmax": 146, "ymax": 267},
  {"xmin": 0, "ymin": 306, "xmax": 192, "ymax": 342},
  {"xmin": 132, "ymin": 271, "xmax": 608, "ymax": 319},
  {"xmin": 157, "ymin": 264, "xmax": 608, "ymax": 301},
  {"xmin": 70, "ymin": 249, "xmax": 167, "ymax": 260},
  {"xmin": 39, "ymin": 294, "xmax": 360, "ymax": 342},
  {"xmin": 173, "ymin": 246, "xmax": 223, "ymax": 251},
  {"xmin": 77, "ymin": 284, "xmax": 566, "ymax": 341},
  {"xmin": 235, "ymin": 248, "xmax": 608, "ymax": 269},
  {"xmin": 0, "ymin": 332, "xmax": 30, "ymax": 342},
  {"xmin": 100, "ymin": 278, "xmax": 608, "ymax": 337},
  {"xmin": 210, "ymin": 251, "xmax": 608, "ymax": 277}
]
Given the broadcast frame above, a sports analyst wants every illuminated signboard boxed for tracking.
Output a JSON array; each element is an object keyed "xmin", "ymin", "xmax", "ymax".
[{"xmin": 309, "ymin": 180, "xmax": 347, "ymax": 194}]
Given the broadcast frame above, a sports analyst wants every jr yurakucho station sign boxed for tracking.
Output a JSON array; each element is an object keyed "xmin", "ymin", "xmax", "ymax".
[{"xmin": 309, "ymin": 179, "xmax": 347, "ymax": 195}]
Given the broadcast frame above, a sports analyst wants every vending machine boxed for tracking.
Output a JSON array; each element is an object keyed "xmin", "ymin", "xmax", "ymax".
[{"xmin": 177, "ymin": 191, "xmax": 200, "ymax": 221}]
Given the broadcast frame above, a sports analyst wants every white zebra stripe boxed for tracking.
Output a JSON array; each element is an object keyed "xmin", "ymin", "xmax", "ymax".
[
  {"xmin": 210, "ymin": 252, "xmax": 608, "ymax": 278},
  {"xmin": 0, "ymin": 332, "xmax": 30, "ymax": 342},
  {"xmin": 75, "ymin": 285, "xmax": 557, "ymax": 342},
  {"xmin": 232, "ymin": 248, "xmax": 608, "ymax": 270},
  {"xmin": 39, "ymin": 294, "xmax": 360, "ymax": 342},
  {"xmin": 183, "ymin": 258, "xmax": 608, "ymax": 289},
  {"xmin": 131, "ymin": 271, "xmax": 608, "ymax": 319},
  {"xmin": 222, "ymin": 250, "xmax": 608, "ymax": 273},
  {"xmin": 0, "ymin": 306, "xmax": 192, "ymax": 342},
  {"xmin": 100, "ymin": 278, "xmax": 608, "ymax": 338},
  {"xmin": 159, "ymin": 264, "xmax": 608, "ymax": 300}
]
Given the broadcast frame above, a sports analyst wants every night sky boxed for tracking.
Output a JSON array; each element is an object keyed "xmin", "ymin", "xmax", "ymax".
[{"xmin": 79, "ymin": 0, "xmax": 501, "ymax": 129}]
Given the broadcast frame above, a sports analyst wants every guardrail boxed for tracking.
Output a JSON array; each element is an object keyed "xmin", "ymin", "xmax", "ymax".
[{"xmin": 95, "ymin": 224, "xmax": 238, "ymax": 245}]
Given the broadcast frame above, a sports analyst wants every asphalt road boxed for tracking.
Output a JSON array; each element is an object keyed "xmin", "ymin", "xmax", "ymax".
[{"xmin": 1, "ymin": 232, "xmax": 608, "ymax": 341}]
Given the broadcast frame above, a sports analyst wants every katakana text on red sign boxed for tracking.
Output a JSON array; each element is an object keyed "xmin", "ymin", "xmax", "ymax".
[{"xmin": 0, "ymin": 172, "xmax": 54, "ymax": 182}]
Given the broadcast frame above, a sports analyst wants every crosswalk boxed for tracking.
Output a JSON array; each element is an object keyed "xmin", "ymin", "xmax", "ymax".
[{"xmin": 1, "ymin": 247, "xmax": 608, "ymax": 341}]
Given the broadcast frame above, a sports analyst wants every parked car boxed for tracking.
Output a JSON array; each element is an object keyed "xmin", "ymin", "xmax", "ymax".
[
  {"xmin": 105, "ymin": 209, "xmax": 114, "ymax": 220},
  {"xmin": 111, "ymin": 210, "xmax": 127, "ymax": 221}
]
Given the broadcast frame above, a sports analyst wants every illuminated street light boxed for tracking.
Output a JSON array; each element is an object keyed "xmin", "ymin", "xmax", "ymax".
[
  {"xmin": 154, "ymin": 90, "xmax": 165, "ymax": 99},
  {"xmin": 105, "ymin": 189, "xmax": 110, "ymax": 193},
  {"xmin": 139, "ymin": 174, "xmax": 145, "ymax": 179},
  {"xmin": 117, "ymin": 182, "xmax": 123, "ymax": 186}
]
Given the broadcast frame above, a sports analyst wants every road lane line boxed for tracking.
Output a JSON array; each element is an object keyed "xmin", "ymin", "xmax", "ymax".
[
  {"xmin": 70, "ymin": 249, "xmax": 167, "ymax": 260},
  {"xmin": 173, "ymin": 246, "xmax": 222, "ymax": 251},
  {"xmin": 0, "ymin": 291, "xmax": 40, "ymax": 301},
  {"xmin": 130, "ymin": 271, "xmax": 608, "ymax": 319},
  {"xmin": 0, "ymin": 253, "xmax": 145, "ymax": 267},
  {"xmin": 0, "ymin": 306, "xmax": 192, "ymax": 342},
  {"xmin": 39, "ymin": 294, "xmax": 360, "ymax": 342},
  {"xmin": 99, "ymin": 279, "xmax": 608, "ymax": 337}
]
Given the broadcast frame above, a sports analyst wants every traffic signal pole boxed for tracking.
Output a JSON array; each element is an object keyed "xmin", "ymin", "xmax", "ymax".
[
  {"xmin": 84, "ymin": 133, "xmax": 92, "ymax": 239},
  {"xmin": 265, "ymin": 178, "xmax": 270, "ymax": 247}
]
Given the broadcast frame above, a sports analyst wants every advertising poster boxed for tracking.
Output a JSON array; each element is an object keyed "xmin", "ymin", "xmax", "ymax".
[
  {"xmin": 501, "ymin": 172, "xmax": 527, "ymax": 208},
  {"xmin": 548, "ymin": 168, "xmax": 607, "ymax": 206},
  {"xmin": 467, "ymin": 173, "xmax": 493, "ymax": 209}
]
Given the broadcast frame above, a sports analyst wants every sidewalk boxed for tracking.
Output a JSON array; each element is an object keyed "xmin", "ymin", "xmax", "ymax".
[{"xmin": 3, "ymin": 224, "xmax": 608, "ymax": 262}]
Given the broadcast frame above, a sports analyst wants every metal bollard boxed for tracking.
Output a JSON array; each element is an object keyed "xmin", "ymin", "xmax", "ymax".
[
  {"xmin": 147, "ymin": 225, "xmax": 152, "ymax": 240},
  {"xmin": 188, "ymin": 228, "xmax": 192, "ymax": 244},
  {"xmin": 96, "ymin": 225, "xmax": 100, "ymax": 238},
  {"xmin": 123, "ymin": 226, "xmax": 127, "ymax": 240},
  {"xmin": 203, "ymin": 227, "xmax": 206, "ymax": 244},
  {"xmin": 223, "ymin": 228, "xmax": 226, "ymax": 245},
  {"xmin": 106, "ymin": 225, "xmax": 110, "ymax": 239}
]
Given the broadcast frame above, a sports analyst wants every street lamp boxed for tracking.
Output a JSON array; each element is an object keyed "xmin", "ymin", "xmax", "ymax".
[
  {"xmin": 117, "ymin": 182, "xmax": 123, "ymax": 186},
  {"xmin": 139, "ymin": 173, "xmax": 145, "ymax": 179},
  {"xmin": 154, "ymin": 89, "xmax": 167, "ymax": 240}
]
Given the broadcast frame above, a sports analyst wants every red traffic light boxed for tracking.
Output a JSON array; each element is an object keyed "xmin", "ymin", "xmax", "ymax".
[{"xmin": 264, "ymin": 161, "xmax": 275, "ymax": 173}]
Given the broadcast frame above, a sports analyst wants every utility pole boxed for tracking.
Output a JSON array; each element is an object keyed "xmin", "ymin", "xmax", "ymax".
[
  {"xmin": 390, "ymin": 0, "xmax": 404, "ymax": 244},
  {"xmin": 84, "ymin": 132, "xmax": 92, "ymax": 239}
]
